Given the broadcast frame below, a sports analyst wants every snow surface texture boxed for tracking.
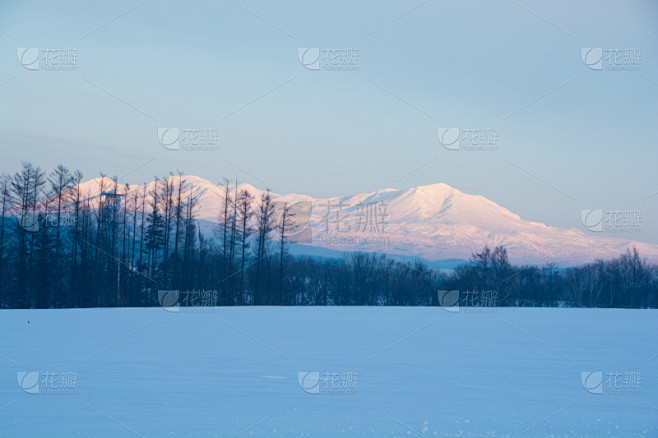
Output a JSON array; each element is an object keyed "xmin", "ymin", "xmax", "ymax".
[
  {"xmin": 1, "ymin": 307, "xmax": 656, "ymax": 437},
  {"xmin": 69, "ymin": 176, "xmax": 657, "ymax": 266}
]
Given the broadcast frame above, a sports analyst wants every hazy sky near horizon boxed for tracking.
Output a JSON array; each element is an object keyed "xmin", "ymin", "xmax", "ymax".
[{"xmin": 1, "ymin": 0, "xmax": 657, "ymax": 242}]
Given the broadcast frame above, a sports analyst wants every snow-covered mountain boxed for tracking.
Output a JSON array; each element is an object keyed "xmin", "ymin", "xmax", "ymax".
[{"xmin": 71, "ymin": 176, "xmax": 657, "ymax": 266}]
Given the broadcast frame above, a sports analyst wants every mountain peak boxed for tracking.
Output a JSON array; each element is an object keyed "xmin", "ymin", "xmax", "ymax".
[{"xmin": 411, "ymin": 182, "xmax": 459, "ymax": 196}]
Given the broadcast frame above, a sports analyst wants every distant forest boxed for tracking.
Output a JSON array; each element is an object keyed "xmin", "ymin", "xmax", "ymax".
[{"xmin": 1, "ymin": 162, "xmax": 656, "ymax": 309}]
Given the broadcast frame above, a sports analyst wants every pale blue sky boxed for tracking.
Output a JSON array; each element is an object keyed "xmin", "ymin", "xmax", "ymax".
[{"xmin": 1, "ymin": 0, "xmax": 657, "ymax": 242}]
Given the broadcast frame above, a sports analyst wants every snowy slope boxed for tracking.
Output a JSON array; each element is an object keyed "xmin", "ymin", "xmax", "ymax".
[
  {"xmin": 1, "ymin": 307, "xmax": 657, "ymax": 437},
  {"xmin": 67, "ymin": 176, "xmax": 658, "ymax": 266}
]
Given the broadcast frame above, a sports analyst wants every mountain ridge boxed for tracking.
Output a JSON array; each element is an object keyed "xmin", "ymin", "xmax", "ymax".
[{"xmin": 69, "ymin": 176, "xmax": 656, "ymax": 266}]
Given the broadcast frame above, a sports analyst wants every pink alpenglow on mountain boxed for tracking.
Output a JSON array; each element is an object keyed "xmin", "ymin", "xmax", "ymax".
[{"xmin": 69, "ymin": 176, "xmax": 657, "ymax": 266}]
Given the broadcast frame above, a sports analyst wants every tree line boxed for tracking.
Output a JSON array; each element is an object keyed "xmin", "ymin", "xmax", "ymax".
[{"xmin": 1, "ymin": 162, "xmax": 656, "ymax": 309}]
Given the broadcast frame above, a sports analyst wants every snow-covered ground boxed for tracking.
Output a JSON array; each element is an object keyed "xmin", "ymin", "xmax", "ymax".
[{"xmin": 1, "ymin": 307, "xmax": 656, "ymax": 437}]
